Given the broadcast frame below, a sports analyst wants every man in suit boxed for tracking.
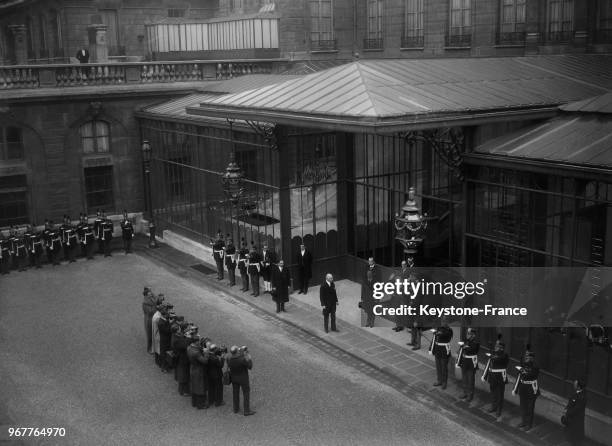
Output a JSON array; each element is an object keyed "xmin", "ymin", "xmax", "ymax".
[
  {"xmin": 227, "ymin": 345, "xmax": 255, "ymax": 416},
  {"xmin": 271, "ymin": 259, "xmax": 291, "ymax": 313},
  {"xmin": 320, "ymin": 273, "xmax": 339, "ymax": 333},
  {"xmin": 361, "ymin": 257, "xmax": 379, "ymax": 328},
  {"xmin": 563, "ymin": 379, "xmax": 587, "ymax": 446},
  {"xmin": 75, "ymin": 48, "xmax": 89, "ymax": 63},
  {"xmin": 297, "ymin": 244, "xmax": 313, "ymax": 294}
]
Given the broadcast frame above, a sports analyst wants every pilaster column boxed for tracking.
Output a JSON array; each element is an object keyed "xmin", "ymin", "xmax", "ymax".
[
  {"xmin": 88, "ymin": 24, "xmax": 108, "ymax": 63},
  {"xmin": 9, "ymin": 25, "xmax": 28, "ymax": 64}
]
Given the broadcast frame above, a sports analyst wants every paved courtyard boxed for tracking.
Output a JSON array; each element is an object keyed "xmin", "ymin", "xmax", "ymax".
[{"xmin": 1, "ymin": 251, "xmax": 517, "ymax": 446}]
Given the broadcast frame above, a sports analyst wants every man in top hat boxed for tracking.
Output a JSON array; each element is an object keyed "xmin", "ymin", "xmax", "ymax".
[
  {"xmin": 562, "ymin": 379, "xmax": 587, "ymax": 446},
  {"xmin": 261, "ymin": 243, "xmax": 277, "ymax": 294},
  {"xmin": 296, "ymin": 243, "xmax": 313, "ymax": 294},
  {"xmin": 431, "ymin": 317, "xmax": 453, "ymax": 389},
  {"xmin": 237, "ymin": 239, "xmax": 250, "ymax": 292},
  {"xmin": 271, "ymin": 259, "xmax": 291, "ymax": 313},
  {"xmin": 224, "ymin": 236, "xmax": 237, "ymax": 287},
  {"xmin": 515, "ymin": 348, "xmax": 540, "ymax": 430},
  {"xmin": 247, "ymin": 244, "xmax": 262, "ymax": 297},
  {"xmin": 120, "ymin": 210, "xmax": 135, "ymax": 254},
  {"xmin": 212, "ymin": 231, "xmax": 225, "ymax": 281},
  {"xmin": 361, "ymin": 257, "xmax": 380, "ymax": 328},
  {"xmin": 485, "ymin": 335, "xmax": 509, "ymax": 420},
  {"xmin": 458, "ymin": 327, "xmax": 480, "ymax": 402}
]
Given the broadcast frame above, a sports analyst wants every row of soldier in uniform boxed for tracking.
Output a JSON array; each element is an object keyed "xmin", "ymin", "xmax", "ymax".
[
  {"xmin": 0, "ymin": 210, "xmax": 135, "ymax": 273},
  {"xmin": 430, "ymin": 321, "xmax": 587, "ymax": 444},
  {"xmin": 142, "ymin": 287, "xmax": 255, "ymax": 416},
  {"xmin": 211, "ymin": 232, "xmax": 314, "ymax": 298}
]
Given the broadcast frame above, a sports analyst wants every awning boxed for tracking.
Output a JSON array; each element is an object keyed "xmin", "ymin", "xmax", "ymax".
[
  {"xmin": 467, "ymin": 92, "xmax": 612, "ymax": 171},
  {"xmin": 179, "ymin": 54, "xmax": 612, "ymax": 132}
]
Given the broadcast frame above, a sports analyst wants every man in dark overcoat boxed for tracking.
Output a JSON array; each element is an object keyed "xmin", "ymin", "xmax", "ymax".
[
  {"xmin": 142, "ymin": 287, "xmax": 157, "ymax": 353},
  {"xmin": 207, "ymin": 344, "xmax": 225, "ymax": 407},
  {"xmin": 187, "ymin": 338, "xmax": 209, "ymax": 409},
  {"xmin": 158, "ymin": 309, "xmax": 173, "ymax": 373},
  {"xmin": 271, "ymin": 259, "xmax": 291, "ymax": 313},
  {"xmin": 227, "ymin": 345, "xmax": 255, "ymax": 416},
  {"xmin": 360, "ymin": 257, "xmax": 379, "ymax": 328},
  {"xmin": 247, "ymin": 245, "xmax": 262, "ymax": 297},
  {"xmin": 320, "ymin": 273, "xmax": 339, "ymax": 333},
  {"xmin": 296, "ymin": 243, "xmax": 313, "ymax": 294},
  {"xmin": 563, "ymin": 379, "xmax": 587, "ymax": 446},
  {"xmin": 171, "ymin": 324, "xmax": 192, "ymax": 396}
]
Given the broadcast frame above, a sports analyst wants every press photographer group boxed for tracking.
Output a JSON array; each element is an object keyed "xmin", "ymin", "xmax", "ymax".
[{"xmin": 142, "ymin": 287, "xmax": 255, "ymax": 416}]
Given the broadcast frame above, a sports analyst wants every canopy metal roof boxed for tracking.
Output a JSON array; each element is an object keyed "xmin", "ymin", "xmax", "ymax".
[
  {"xmin": 469, "ymin": 93, "xmax": 612, "ymax": 171},
  {"xmin": 181, "ymin": 55, "xmax": 612, "ymax": 132}
]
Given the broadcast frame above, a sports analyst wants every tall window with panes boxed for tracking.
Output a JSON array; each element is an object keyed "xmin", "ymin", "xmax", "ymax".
[
  {"xmin": 365, "ymin": 0, "xmax": 384, "ymax": 49},
  {"xmin": 547, "ymin": 0, "xmax": 574, "ymax": 42},
  {"xmin": 596, "ymin": 0, "xmax": 612, "ymax": 43},
  {"xmin": 80, "ymin": 120, "xmax": 110, "ymax": 154},
  {"xmin": 310, "ymin": 0, "xmax": 335, "ymax": 50},
  {"xmin": 447, "ymin": 0, "xmax": 472, "ymax": 47},
  {"xmin": 0, "ymin": 126, "xmax": 27, "ymax": 227},
  {"xmin": 498, "ymin": 0, "xmax": 526, "ymax": 45},
  {"xmin": 403, "ymin": 0, "xmax": 424, "ymax": 48}
]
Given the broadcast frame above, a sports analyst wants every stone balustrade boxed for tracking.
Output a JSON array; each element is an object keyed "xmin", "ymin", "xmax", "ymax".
[{"xmin": 0, "ymin": 60, "xmax": 277, "ymax": 90}]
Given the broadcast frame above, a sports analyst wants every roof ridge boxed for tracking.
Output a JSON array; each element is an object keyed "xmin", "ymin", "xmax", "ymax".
[{"xmin": 354, "ymin": 62, "xmax": 381, "ymax": 114}]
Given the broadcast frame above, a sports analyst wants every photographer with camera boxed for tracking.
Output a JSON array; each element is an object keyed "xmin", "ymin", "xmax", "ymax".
[
  {"xmin": 158, "ymin": 306, "xmax": 174, "ymax": 373},
  {"xmin": 173, "ymin": 324, "xmax": 197, "ymax": 397},
  {"xmin": 207, "ymin": 344, "xmax": 227, "ymax": 407},
  {"xmin": 227, "ymin": 345, "xmax": 255, "ymax": 416},
  {"xmin": 187, "ymin": 337, "xmax": 210, "ymax": 410}
]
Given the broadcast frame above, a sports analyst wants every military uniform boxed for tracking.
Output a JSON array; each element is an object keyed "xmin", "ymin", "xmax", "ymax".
[
  {"xmin": 65, "ymin": 220, "xmax": 78, "ymax": 263},
  {"xmin": 212, "ymin": 235, "xmax": 225, "ymax": 280},
  {"xmin": 59, "ymin": 217, "xmax": 71, "ymax": 262},
  {"xmin": 247, "ymin": 247, "xmax": 262, "ymax": 296},
  {"xmin": 47, "ymin": 226, "xmax": 63, "ymax": 266},
  {"xmin": 0, "ymin": 235, "xmax": 11, "ymax": 274},
  {"xmin": 102, "ymin": 218, "xmax": 114, "ymax": 257},
  {"xmin": 515, "ymin": 357, "xmax": 540, "ymax": 430},
  {"xmin": 93, "ymin": 212, "xmax": 104, "ymax": 254},
  {"xmin": 261, "ymin": 246, "xmax": 277, "ymax": 293},
  {"xmin": 238, "ymin": 243, "xmax": 250, "ymax": 292},
  {"xmin": 82, "ymin": 220, "xmax": 95, "ymax": 259},
  {"xmin": 120, "ymin": 213, "xmax": 134, "ymax": 254},
  {"xmin": 458, "ymin": 331, "xmax": 479, "ymax": 402},
  {"xmin": 14, "ymin": 230, "xmax": 29, "ymax": 271},
  {"xmin": 8, "ymin": 229, "xmax": 20, "ymax": 271},
  {"xmin": 431, "ymin": 324, "xmax": 453, "ymax": 389},
  {"xmin": 28, "ymin": 229, "xmax": 44, "ymax": 269},
  {"xmin": 224, "ymin": 240, "xmax": 237, "ymax": 286},
  {"xmin": 484, "ymin": 344, "xmax": 509, "ymax": 418}
]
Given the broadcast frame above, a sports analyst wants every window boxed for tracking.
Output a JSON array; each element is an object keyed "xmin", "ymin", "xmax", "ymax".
[
  {"xmin": 168, "ymin": 8, "xmax": 185, "ymax": 17},
  {"xmin": 365, "ymin": 0, "xmax": 384, "ymax": 49},
  {"xmin": 403, "ymin": 0, "xmax": 424, "ymax": 48},
  {"xmin": 498, "ymin": 0, "xmax": 526, "ymax": 45},
  {"xmin": 26, "ymin": 16, "xmax": 34, "ymax": 58},
  {"xmin": 84, "ymin": 166, "xmax": 114, "ymax": 210},
  {"xmin": 547, "ymin": 0, "xmax": 574, "ymax": 42},
  {"xmin": 0, "ymin": 175, "xmax": 28, "ymax": 227},
  {"xmin": 0, "ymin": 126, "xmax": 24, "ymax": 160},
  {"xmin": 596, "ymin": 0, "xmax": 612, "ymax": 43},
  {"xmin": 38, "ymin": 14, "xmax": 47, "ymax": 56},
  {"xmin": 448, "ymin": 0, "xmax": 472, "ymax": 47},
  {"xmin": 310, "ymin": 0, "xmax": 335, "ymax": 50},
  {"xmin": 80, "ymin": 121, "xmax": 110, "ymax": 154},
  {"xmin": 230, "ymin": 0, "xmax": 243, "ymax": 11}
]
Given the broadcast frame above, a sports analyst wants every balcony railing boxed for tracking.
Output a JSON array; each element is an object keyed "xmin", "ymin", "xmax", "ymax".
[
  {"xmin": 496, "ymin": 31, "xmax": 526, "ymax": 46},
  {"xmin": 363, "ymin": 38, "xmax": 384, "ymax": 50},
  {"xmin": 310, "ymin": 39, "xmax": 337, "ymax": 51},
  {"xmin": 401, "ymin": 35, "xmax": 424, "ymax": 48},
  {"xmin": 445, "ymin": 32, "xmax": 472, "ymax": 47},
  {"xmin": 593, "ymin": 28, "xmax": 612, "ymax": 44},
  {"xmin": 547, "ymin": 30, "xmax": 573, "ymax": 43},
  {"xmin": 0, "ymin": 60, "xmax": 275, "ymax": 90}
]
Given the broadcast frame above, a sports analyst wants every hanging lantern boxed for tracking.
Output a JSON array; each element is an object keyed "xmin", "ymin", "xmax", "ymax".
[
  {"xmin": 394, "ymin": 186, "xmax": 428, "ymax": 260},
  {"xmin": 222, "ymin": 151, "xmax": 245, "ymax": 205}
]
